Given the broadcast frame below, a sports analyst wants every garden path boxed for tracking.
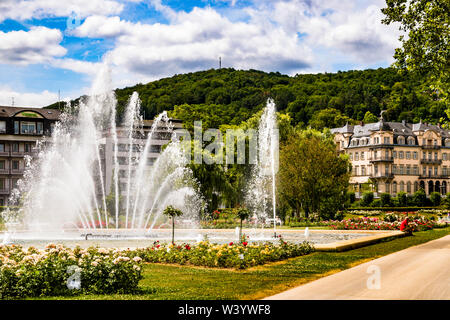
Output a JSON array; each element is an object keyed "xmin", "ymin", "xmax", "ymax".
[{"xmin": 265, "ymin": 235, "xmax": 450, "ymax": 300}]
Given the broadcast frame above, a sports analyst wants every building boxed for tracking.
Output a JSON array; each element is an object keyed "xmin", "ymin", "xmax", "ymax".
[
  {"xmin": 0, "ymin": 106, "xmax": 61, "ymax": 206},
  {"xmin": 331, "ymin": 118, "xmax": 450, "ymax": 198},
  {"xmin": 99, "ymin": 119, "xmax": 184, "ymax": 198}
]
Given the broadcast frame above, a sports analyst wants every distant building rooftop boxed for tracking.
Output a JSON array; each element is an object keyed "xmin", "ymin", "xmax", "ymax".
[{"xmin": 0, "ymin": 106, "xmax": 61, "ymax": 121}]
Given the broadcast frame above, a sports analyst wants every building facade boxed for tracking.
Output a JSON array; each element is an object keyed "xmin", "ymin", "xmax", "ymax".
[
  {"xmin": 0, "ymin": 106, "xmax": 61, "ymax": 206},
  {"xmin": 331, "ymin": 119, "xmax": 450, "ymax": 198},
  {"xmin": 99, "ymin": 119, "xmax": 183, "ymax": 199}
]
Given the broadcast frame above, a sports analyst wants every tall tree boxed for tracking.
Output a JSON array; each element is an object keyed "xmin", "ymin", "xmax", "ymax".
[
  {"xmin": 278, "ymin": 129, "xmax": 350, "ymax": 219},
  {"xmin": 381, "ymin": 0, "xmax": 449, "ymax": 104}
]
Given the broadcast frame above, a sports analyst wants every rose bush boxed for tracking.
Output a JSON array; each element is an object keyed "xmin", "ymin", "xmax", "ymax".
[
  {"xmin": 0, "ymin": 244, "xmax": 143, "ymax": 299},
  {"xmin": 126, "ymin": 239, "xmax": 314, "ymax": 269}
]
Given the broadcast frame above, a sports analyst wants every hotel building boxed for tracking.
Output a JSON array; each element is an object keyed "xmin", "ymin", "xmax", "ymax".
[
  {"xmin": 331, "ymin": 118, "xmax": 450, "ymax": 198},
  {"xmin": 0, "ymin": 106, "xmax": 61, "ymax": 206}
]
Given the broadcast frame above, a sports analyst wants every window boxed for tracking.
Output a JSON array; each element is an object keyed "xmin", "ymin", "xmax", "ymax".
[
  {"xmin": 37, "ymin": 122, "xmax": 43, "ymax": 134},
  {"xmin": 355, "ymin": 152, "xmax": 359, "ymax": 161},
  {"xmin": 354, "ymin": 166, "xmax": 359, "ymax": 176},
  {"xmin": 0, "ymin": 178, "xmax": 4, "ymax": 190},
  {"xmin": 374, "ymin": 165, "xmax": 378, "ymax": 174},
  {"xmin": 435, "ymin": 167, "xmax": 438, "ymax": 176},
  {"xmin": 360, "ymin": 152, "xmax": 364, "ymax": 160},
  {"xmin": 374, "ymin": 151, "xmax": 378, "ymax": 160},
  {"xmin": 393, "ymin": 151, "xmax": 397, "ymax": 158},
  {"xmin": 361, "ymin": 166, "xmax": 366, "ymax": 175},
  {"xmin": 393, "ymin": 165, "xmax": 398, "ymax": 174},
  {"xmin": 0, "ymin": 121, "xmax": 5, "ymax": 133},
  {"xmin": 393, "ymin": 182, "xmax": 397, "ymax": 194},
  {"xmin": 406, "ymin": 151, "xmax": 411, "ymax": 159},
  {"xmin": 399, "ymin": 151, "xmax": 404, "ymax": 159},
  {"xmin": 444, "ymin": 153, "xmax": 448, "ymax": 161},
  {"xmin": 24, "ymin": 143, "xmax": 32, "ymax": 153},
  {"xmin": 407, "ymin": 137, "xmax": 415, "ymax": 145},
  {"xmin": 12, "ymin": 160, "xmax": 19, "ymax": 170},
  {"xmin": 400, "ymin": 181, "xmax": 405, "ymax": 192},
  {"xmin": 428, "ymin": 152, "xmax": 432, "ymax": 160},
  {"xmin": 349, "ymin": 153, "xmax": 353, "ymax": 161},
  {"xmin": 413, "ymin": 165, "xmax": 419, "ymax": 175},
  {"xmin": 12, "ymin": 143, "xmax": 19, "ymax": 153},
  {"xmin": 407, "ymin": 182, "xmax": 411, "ymax": 193},
  {"xmin": 0, "ymin": 143, "xmax": 4, "ymax": 152},
  {"xmin": 413, "ymin": 152, "xmax": 418, "ymax": 160},
  {"xmin": 385, "ymin": 164, "xmax": 389, "ymax": 175},
  {"xmin": 444, "ymin": 166, "xmax": 448, "ymax": 176},
  {"xmin": 14, "ymin": 121, "xmax": 19, "ymax": 134},
  {"xmin": 399, "ymin": 165, "xmax": 404, "ymax": 175},
  {"xmin": 397, "ymin": 136, "xmax": 405, "ymax": 144},
  {"xmin": 423, "ymin": 152, "xmax": 426, "ymax": 159},
  {"xmin": 423, "ymin": 167, "xmax": 426, "ymax": 176},
  {"xmin": 434, "ymin": 152, "xmax": 438, "ymax": 160},
  {"xmin": 384, "ymin": 137, "xmax": 390, "ymax": 144},
  {"xmin": 0, "ymin": 160, "xmax": 4, "ymax": 170},
  {"xmin": 21, "ymin": 122, "xmax": 36, "ymax": 134},
  {"xmin": 385, "ymin": 182, "xmax": 390, "ymax": 193}
]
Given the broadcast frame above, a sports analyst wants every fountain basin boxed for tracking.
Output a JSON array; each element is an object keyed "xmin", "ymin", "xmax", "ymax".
[{"xmin": 1, "ymin": 229, "xmax": 403, "ymax": 250}]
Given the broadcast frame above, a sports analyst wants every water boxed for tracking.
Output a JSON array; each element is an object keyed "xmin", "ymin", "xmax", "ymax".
[
  {"xmin": 245, "ymin": 99, "xmax": 279, "ymax": 235},
  {"xmin": 3, "ymin": 65, "xmax": 203, "ymax": 234}
]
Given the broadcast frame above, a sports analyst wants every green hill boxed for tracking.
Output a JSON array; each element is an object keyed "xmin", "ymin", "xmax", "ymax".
[{"xmin": 46, "ymin": 67, "xmax": 447, "ymax": 129}]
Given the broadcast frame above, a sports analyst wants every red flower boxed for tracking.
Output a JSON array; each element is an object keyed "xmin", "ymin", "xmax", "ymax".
[
  {"xmin": 242, "ymin": 242, "xmax": 248, "ymax": 246},
  {"xmin": 185, "ymin": 244, "xmax": 191, "ymax": 250},
  {"xmin": 400, "ymin": 219, "xmax": 408, "ymax": 232},
  {"xmin": 229, "ymin": 242, "xmax": 233, "ymax": 246}
]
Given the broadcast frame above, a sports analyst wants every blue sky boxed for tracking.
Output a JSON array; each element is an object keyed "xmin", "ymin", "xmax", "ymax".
[{"xmin": 0, "ymin": 0, "xmax": 401, "ymax": 107}]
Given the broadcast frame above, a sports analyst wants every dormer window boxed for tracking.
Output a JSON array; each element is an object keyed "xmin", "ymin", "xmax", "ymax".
[
  {"xmin": 397, "ymin": 136, "xmax": 405, "ymax": 145},
  {"xmin": 407, "ymin": 137, "xmax": 415, "ymax": 145},
  {"xmin": 445, "ymin": 138, "xmax": 450, "ymax": 147}
]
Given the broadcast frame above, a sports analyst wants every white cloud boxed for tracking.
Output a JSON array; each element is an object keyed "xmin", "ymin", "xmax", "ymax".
[
  {"xmin": 73, "ymin": 7, "xmax": 313, "ymax": 87},
  {"xmin": 0, "ymin": 85, "xmax": 58, "ymax": 107},
  {"xmin": 0, "ymin": 27, "xmax": 66, "ymax": 65},
  {"xmin": 0, "ymin": 0, "xmax": 125, "ymax": 22}
]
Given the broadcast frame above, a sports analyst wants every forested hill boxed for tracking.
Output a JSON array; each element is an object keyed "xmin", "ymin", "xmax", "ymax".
[{"xmin": 46, "ymin": 67, "xmax": 447, "ymax": 129}]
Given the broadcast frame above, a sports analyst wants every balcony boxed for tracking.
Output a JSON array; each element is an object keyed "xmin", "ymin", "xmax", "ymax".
[
  {"xmin": 0, "ymin": 151, "xmax": 9, "ymax": 157},
  {"xmin": 0, "ymin": 188, "xmax": 10, "ymax": 195},
  {"xmin": 370, "ymin": 156, "xmax": 394, "ymax": 163},
  {"xmin": 0, "ymin": 169, "xmax": 9, "ymax": 175},
  {"xmin": 420, "ymin": 159, "xmax": 442, "ymax": 165},
  {"xmin": 10, "ymin": 169, "xmax": 24, "ymax": 175},
  {"xmin": 421, "ymin": 144, "xmax": 440, "ymax": 150},
  {"xmin": 10, "ymin": 151, "xmax": 24, "ymax": 157},
  {"xmin": 370, "ymin": 173, "xmax": 394, "ymax": 179}
]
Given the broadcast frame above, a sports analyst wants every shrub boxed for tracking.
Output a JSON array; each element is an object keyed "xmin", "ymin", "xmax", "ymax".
[
  {"xmin": 0, "ymin": 244, "xmax": 143, "ymax": 299},
  {"xmin": 348, "ymin": 192, "xmax": 356, "ymax": 204},
  {"xmin": 361, "ymin": 192, "xmax": 374, "ymax": 206},
  {"xmin": 397, "ymin": 192, "xmax": 408, "ymax": 206},
  {"xmin": 371, "ymin": 199, "xmax": 382, "ymax": 207},
  {"xmin": 413, "ymin": 189, "xmax": 427, "ymax": 206},
  {"xmin": 380, "ymin": 193, "xmax": 391, "ymax": 207},
  {"xmin": 429, "ymin": 192, "xmax": 441, "ymax": 206}
]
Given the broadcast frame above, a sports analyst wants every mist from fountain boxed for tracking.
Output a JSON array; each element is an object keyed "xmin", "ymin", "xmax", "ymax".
[
  {"xmin": 3, "ymin": 66, "xmax": 202, "ymax": 235},
  {"xmin": 245, "ymin": 99, "xmax": 279, "ymax": 236}
]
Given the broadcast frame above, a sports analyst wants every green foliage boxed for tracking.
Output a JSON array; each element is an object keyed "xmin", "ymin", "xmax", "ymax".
[
  {"xmin": 162, "ymin": 205, "xmax": 184, "ymax": 218},
  {"xmin": 429, "ymin": 192, "xmax": 441, "ymax": 206},
  {"xmin": 361, "ymin": 192, "xmax": 374, "ymax": 206},
  {"xmin": 363, "ymin": 111, "xmax": 379, "ymax": 123},
  {"xmin": 0, "ymin": 245, "xmax": 143, "ymax": 299},
  {"xmin": 47, "ymin": 67, "xmax": 448, "ymax": 127},
  {"xmin": 278, "ymin": 128, "xmax": 350, "ymax": 220},
  {"xmin": 396, "ymin": 191, "xmax": 408, "ymax": 206},
  {"xmin": 380, "ymin": 193, "xmax": 392, "ymax": 207},
  {"xmin": 412, "ymin": 189, "xmax": 427, "ymax": 206},
  {"xmin": 381, "ymin": 0, "xmax": 449, "ymax": 104}
]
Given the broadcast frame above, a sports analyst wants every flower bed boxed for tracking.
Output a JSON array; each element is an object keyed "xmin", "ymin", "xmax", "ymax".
[
  {"xmin": 0, "ymin": 244, "xmax": 143, "ymax": 299},
  {"xmin": 327, "ymin": 215, "xmax": 438, "ymax": 232},
  {"xmin": 127, "ymin": 239, "xmax": 314, "ymax": 269}
]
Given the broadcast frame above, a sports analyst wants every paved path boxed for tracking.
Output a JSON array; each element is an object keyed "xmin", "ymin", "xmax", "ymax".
[{"xmin": 265, "ymin": 235, "xmax": 450, "ymax": 300}]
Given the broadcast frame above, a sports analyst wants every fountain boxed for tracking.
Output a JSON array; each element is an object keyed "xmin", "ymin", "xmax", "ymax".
[
  {"xmin": 245, "ymin": 99, "xmax": 279, "ymax": 237},
  {"xmin": 2, "ymin": 66, "xmax": 203, "ymax": 238}
]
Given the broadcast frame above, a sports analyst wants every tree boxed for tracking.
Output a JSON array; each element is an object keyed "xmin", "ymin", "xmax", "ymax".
[
  {"xmin": 430, "ymin": 192, "xmax": 441, "ymax": 206},
  {"xmin": 413, "ymin": 189, "xmax": 427, "ymax": 206},
  {"xmin": 162, "ymin": 205, "xmax": 184, "ymax": 244},
  {"xmin": 381, "ymin": 0, "xmax": 449, "ymax": 104},
  {"xmin": 363, "ymin": 111, "xmax": 379, "ymax": 123},
  {"xmin": 278, "ymin": 129, "xmax": 350, "ymax": 219},
  {"xmin": 397, "ymin": 191, "xmax": 408, "ymax": 206},
  {"xmin": 235, "ymin": 207, "xmax": 251, "ymax": 242},
  {"xmin": 361, "ymin": 192, "xmax": 374, "ymax": 207},
  {"xmin": 380, "ymin": 193, "xmax": 392, "ymax": 207}
]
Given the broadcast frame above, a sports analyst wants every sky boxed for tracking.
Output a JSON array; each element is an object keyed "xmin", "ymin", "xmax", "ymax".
[{"xmin": 0, "ymin": 0, "xmax": 402, "ymax": 107}]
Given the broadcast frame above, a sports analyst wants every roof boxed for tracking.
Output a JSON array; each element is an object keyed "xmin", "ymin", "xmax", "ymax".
[
  {"xmin": 332, "ymin": 120, "xmax": 450, "ymax": 138},
  {"xmin": 0, "ymin": 106, "xmax": 61, "ymax": 120}
]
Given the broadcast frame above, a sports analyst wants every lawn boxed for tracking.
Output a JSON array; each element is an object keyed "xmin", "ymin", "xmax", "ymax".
[{"xmin": 31, "ymin": 226, "xmax": 450, "ymax": 300}]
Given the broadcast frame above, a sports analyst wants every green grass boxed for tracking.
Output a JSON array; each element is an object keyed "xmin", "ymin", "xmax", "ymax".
[{"xmin": 30, "ymin": 227, "xmax": 450, "ymax": 300}]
